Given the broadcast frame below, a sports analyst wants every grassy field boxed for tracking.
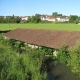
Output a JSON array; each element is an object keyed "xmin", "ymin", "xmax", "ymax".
[{"xmin": 0, "ymin": 23, "xmax": 80, "ymax": 31}]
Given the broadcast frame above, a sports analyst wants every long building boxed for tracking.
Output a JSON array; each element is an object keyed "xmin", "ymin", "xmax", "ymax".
[{"xmin": 3, "ymin": 28, "xmax": 80, "ymax": 49}]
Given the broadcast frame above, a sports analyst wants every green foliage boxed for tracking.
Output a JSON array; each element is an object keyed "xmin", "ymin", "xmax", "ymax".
[
  {"xmin": 27, "ymin": 17, "xmax": 31, "ymax": 23},
  {"xmin": 41, "ymin": 20, "xmax": 53, "ymax": 23},
  {"xmin": 74, "ymin": 20, "xmax": 79, "ymax": 24},
  {"xmin": 16, "ymin": 17, "xmax": 21, "ymax": 23},
  {"xmin": 0, "ymin": 34, "xmax": 8, "ymax": 45},
  {"xmin": 57, "ymin": 45, "xmax": 68, "ymax": 63},
  {"xmin": 0, "ymin": 17, "xmax": 4, "ymax": 23},
  {"xmin": 52, "ymin": 12, "xmax": 62, "ymax": 18},
  {"xmin": 0, "ymin": 43, "xmax": 47, "ymax": 80},
  {"xmin": 27, "ymin": 14, "xmax": 41, "ymax": 23},
  {"xmin": 52, "ymin": 12, "xmax": 58, "ymax": 18},
  {"xmin": 0, "ymin": 15, "xmax": 21, "ymax": 23},
  {"xmin": 69, "ymin": 15, "xmax": 79, "ymax": 23},
  {"xmin": 38, "ymin": 46, "xmax": 53, "ymax": 55},
  {"xmin": 67, "ymin": 42, "xmax": 80, "ymax": 77}
]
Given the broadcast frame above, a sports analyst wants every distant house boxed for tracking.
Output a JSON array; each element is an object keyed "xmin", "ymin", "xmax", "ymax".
[
  {"xmin": 59, "ymin": 17, "xmax": 69, "ymax": 22},
  {"xmin": 56, "ymin": 17, "xmax": 61, "ymax": 21},
  {"xmin": 56, "ymin": 17, "xmax": 70, "ymax": 22},
  {"xmin": 20, "ymin": 16, "xmax": 29, "ymax": 20},
  {"xmin": 41, "ymin": 16, "xmax": 46, "ymax": 21},
  {"xmin": 41, "ymin": 15, "xmax": 70, "ymax": 22},
  {"xmin": 46, "ymin": 17, "xmax": 56, "ymax": 21},
  {"xmin": 41, "ymin": 15, "xmax": 56, "ymax": 22}
]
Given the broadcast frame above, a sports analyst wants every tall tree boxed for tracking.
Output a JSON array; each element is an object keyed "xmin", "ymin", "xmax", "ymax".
[
  {"xmin": 52, "ymin": 12, "xmax": 58, "ymax": 18},
  {"xmin": 69, "ymin": 15, "xmax": 78, "ymax": 23},
  {"xmin": 35, "ymin": 14, "xmax": 41, "ymax": 23}
]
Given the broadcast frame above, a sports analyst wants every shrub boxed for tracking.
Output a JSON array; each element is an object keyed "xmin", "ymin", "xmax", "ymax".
[
  {"xmin": 67, "ymin": 42, "xmax": 80, "ymax": 77},
  {"xmin": 57, "ymin": 45, "xmax": 68, "ymax": 63},
  {"xmin": 0, "ymin": 43, "xmax": 47, "ymax": 80}
]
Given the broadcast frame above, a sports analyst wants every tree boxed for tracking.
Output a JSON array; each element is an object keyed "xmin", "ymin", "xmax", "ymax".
[
  {"xmin": 27, "ymin": 17, "xmax": 31, "ymax": 23},
  {"xmin": 57, "ymin": 45, "xmax": 68, "ymax": 63},
  {"xmin": 16, "ymin": 17, "xmax": 21, "ymax": 23},
  {"xmin": 12, "ymin": 14, "xmax": 14, "ymax": 19},
  {"xmin": 0, "ymin": 16, "xmax": 4, "ymax": 23},
  {"xmin": 28, "ymin": 14, "xmax": 41, "ymax": 23},
  {"xmin": 38, "ymin": 46, "xmax": 53, "ymax": 55},
  {"xmin": 0, "ymin": 40, "xmax": 47, "ymax": 80},
  {"xmin": 69, "ymin": 15, "xmax": 78, "ymax": 23},
  {"xmin": 35, "ymin": 14, "xmax": 41, "ymax": 23},
  {"xmin": 52, "ymin": 12, "xmax": 58, "ymax": 18},
  {"xmin": 0, "ymin": 15, "xmax": 22, "ymax": 23},
  {"xmin": 57, "ymin": 14, "xmax": 62, "ymax": 16},
  {"xmin": 78, "ymin": 16, "xmax": 80, "ymax": 21},
  {"xmin": 31, "ymin": 16, "xmax": 36, "ymax": 23},
  {"xmin": 67, "ymin": 42, "xmax": 80, "ymax": 77}
]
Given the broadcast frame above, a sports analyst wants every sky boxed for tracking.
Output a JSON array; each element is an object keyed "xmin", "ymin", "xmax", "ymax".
[{"xmin": 0, "ymin": 0, "xmax": 80, "ymax": 16}]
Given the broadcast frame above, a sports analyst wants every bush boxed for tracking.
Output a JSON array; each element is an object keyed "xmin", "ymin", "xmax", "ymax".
[
  {"xmin": 57, "ymin": 45, "xmax": 68, "ymax": 63},
  {"xmin": 67, "ymin": 42, "xmax": 80, "ymax": 77},
  {"xmin": 0, "ymin": 43, "xmax": 47, "ymax": 80}
]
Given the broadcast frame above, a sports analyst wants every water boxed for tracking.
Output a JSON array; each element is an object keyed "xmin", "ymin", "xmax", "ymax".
[
  {"xmin": 50, "ymin": 61, "xmax": 80, "ymax": 80},
  {"xmin": 45, "ymin": 58, "xmax": 80, "ymax": 80}
]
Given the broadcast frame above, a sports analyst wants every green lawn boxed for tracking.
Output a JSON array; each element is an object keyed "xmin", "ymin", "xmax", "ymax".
[{"xmin": 0, "ymin": 23, "xmax": 80, "ymax": 31}]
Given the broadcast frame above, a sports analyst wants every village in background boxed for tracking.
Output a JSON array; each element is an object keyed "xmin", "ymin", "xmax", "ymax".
[{"xmin": 0, "ymin": 12, "xmax": 80, "ymax": 24}]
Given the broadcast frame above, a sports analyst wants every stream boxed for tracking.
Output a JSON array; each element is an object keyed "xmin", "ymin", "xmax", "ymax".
[{"xmin": 45, "ymin": 58, "xmax": 80, "ymax": 80}]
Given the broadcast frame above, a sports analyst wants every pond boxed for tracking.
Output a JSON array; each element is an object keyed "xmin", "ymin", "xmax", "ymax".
[{"xmin": 45, "ymin": 58, "xmax": 80, "ymax": 80}]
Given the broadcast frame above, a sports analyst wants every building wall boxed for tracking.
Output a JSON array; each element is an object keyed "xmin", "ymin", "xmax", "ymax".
[
  {"xmin": 27, "ymin": 44, "xmax": 38, "ymax": 49},
  {"xmin": 56, "ymin": 18, "xmax": 61, "ymax": 21},
  {"xmin": 4, "ymin": 36, "xmax": 9, "ymax": 39},
  {"xmin": 3, "ymin": 36, "xmax": 58, "ymax": 56},
  {"xmin": 21, "ymin": 17, "xmax": 28, "ymax": 20},
  {"xmin": 53, "ymin": 50, "xmax": 58, "ymax": 56}
]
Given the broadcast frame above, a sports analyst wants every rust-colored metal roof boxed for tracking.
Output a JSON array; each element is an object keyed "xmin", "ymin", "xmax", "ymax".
[{"xmin": 3, "ymin": 28, "xmax": 80, "ymax": 48}]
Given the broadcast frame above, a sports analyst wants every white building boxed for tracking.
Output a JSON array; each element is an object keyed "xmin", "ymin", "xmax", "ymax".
[
  {"xmin": 56, "ymin": 17, "xmax": 61, "ymax": 21},
  {"xmin": 56, "ymin": 17, "xmax": 69, "ymax": 22},
  {"xmin": 20, "ymin": 16, "xmax": 29, "ymax": 20},
  {"xmin": 41, "ymin": 16, "xmax": 56, "ymax": 22}
]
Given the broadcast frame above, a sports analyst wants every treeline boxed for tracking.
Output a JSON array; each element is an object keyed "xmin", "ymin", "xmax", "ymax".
[
  {"xmin": 0, "ymin": 14, "xmax": 45, "ymax": 23},
  {"xmin": 26, "ymin": 14, "xmax": 41, "ymax": 23},
  {"xmin": 0, "ymin": 15, "xmax": 21, "ymax": 23},
  {"xmin": 0, "ymin": 12, "xmax": 80, "ymax": 24}
]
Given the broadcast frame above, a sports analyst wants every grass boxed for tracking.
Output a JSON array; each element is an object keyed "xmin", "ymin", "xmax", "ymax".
[{"xmin": 0, "ymin": 23, "xmax": 80, "ymax": 31}]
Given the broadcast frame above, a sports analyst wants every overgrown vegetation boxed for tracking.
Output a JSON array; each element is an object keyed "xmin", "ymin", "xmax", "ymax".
[
  {"xmin": 56, "ymin": 44, "xmax": 80, "ymax": 77},
  {"xmin": 57, "ymin": 45, "xmax": 68, "ymax": 63},
  {"xmin": 0, "ymin": 32, "xmax": 80, "ymax": 79},
  {"xmin": 0, "ymin": 34, "xmax": 47, "ymax": 80},
  {"xmin": 67, "ymin": 42, "xmax": 80, "ymax": 77}
]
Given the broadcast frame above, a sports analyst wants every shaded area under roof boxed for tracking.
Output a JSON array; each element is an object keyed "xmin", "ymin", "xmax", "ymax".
[{"xmin": 3, "ymin": 28, "xmax": 80, "ymax": 48}]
